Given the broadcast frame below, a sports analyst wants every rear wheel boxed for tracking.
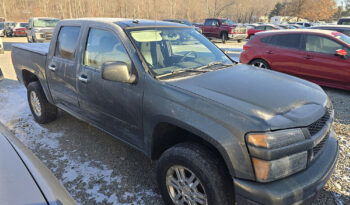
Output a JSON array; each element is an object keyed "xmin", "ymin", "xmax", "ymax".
[
  {"xmin": 221, "ymin": 33, "xmax": 228, "ymax": 44},
  {"xmin": 249, "ymin": 59, "xmax": 270, "ymax": 69},
  {"xmin": 27, "ymin": 81, "xmax": 57, "ymax": 124},
  {"xmin": 157, "ymin": 143, "xmax": 234, "ymax": 205}
]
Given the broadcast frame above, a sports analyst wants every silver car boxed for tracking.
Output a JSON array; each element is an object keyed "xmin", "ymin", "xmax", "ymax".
[
  {"xmin": 0, "ymin": 22, "xmax": 4, "ymax": 37},
  {"xmin": 0, "ymin": 122, "xmax": 75, "ymax": 205},
  {"xmin": 0, "ymin": 37, "xmax": 3, "ymax": 54},
  {"xmin": 27, "ymin": 17, "xmax": 60, "ymax": 43}
]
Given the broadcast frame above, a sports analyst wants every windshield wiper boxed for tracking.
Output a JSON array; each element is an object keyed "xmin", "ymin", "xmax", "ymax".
[
  {"xmin": 156, "ymin": 68, "xmax": 210, "ymax": 79},
  {"xmin": 193, "ymin": 61, "xmax": 233, "ymax": 71}
]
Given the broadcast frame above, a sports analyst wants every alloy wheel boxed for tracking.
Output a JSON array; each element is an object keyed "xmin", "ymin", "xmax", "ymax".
[{"xmin": 166, "ymin": 165, "xmax": 208, "ymax": 205}]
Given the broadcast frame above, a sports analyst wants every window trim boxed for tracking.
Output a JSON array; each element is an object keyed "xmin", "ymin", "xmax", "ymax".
[{"xmin": 54, "ymin": 26, "xmax": 81, "ymax": 61}]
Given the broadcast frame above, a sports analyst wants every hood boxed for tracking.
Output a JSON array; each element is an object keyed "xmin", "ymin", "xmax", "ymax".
[
  {"xmin": 168, "ymin": 65, "xmax": 328, "ymax": 130},
  {"xmin": 0, "ymin": 133, "xmax": 46, "ymax": 204}
]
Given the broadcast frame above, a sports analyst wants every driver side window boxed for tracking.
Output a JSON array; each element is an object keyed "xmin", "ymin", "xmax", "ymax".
[
  {"xmin": 84, "ymin": 28, "xmax": 131, "ymax": 70},
  {"xmin": 305, "ymin": 35, "xmax": 343, "ymax": 55}
]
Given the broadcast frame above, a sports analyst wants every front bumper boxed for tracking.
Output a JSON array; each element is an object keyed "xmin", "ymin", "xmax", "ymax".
[
  {"xmin": 228, "ymin": 33, "xmax": 247, "ymax": 40},
  {"xmin": 234, "ymin": 133, "xmax": 338, "ymax": 205}
]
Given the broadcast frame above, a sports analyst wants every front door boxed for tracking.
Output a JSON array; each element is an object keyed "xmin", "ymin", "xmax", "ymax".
[
  {"xmin": 77, "ymin": 27, "xmax": 144, "ymax": 146},
  {"xmin": 298, "ymin": 34, "xmax": 350, "ymax": 88},
  {"xmin": 46, "ymin": 26, "xmax": 81, "ymax": 109}
]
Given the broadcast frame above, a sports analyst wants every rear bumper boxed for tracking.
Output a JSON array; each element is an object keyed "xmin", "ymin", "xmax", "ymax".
[{"xmin": 234, "ymin": 133, "xmax": 338, "ymax": 205}]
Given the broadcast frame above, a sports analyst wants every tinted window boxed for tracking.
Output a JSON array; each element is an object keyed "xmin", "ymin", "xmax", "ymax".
[
  {"xmin": 55, "ymin": 26, "xmax": 80, "ymax": 60},
  {"xmin": 256, "ymin": 26, "xmax": 265, "ymax": 30},
  {"xmin": 338, "ymin": 19, "xmax": 350, "ymax": 25},
  {"xmin": 268, "ymin": 34, "xmax": 302, "ymax": 49},
  {"xmin": 305, "ymin": 35, "xmax": 343, "ymax": 54},
  {"xmin": 204, "ymin": 20, "xmax": 213, "ymax": 26},
  {"xmin": 84, "ymin": 29, "xmax": 131, "ymax": 70},
  {"xmin": 339, "ymin": 29, "xmax": 350, "ymax": 36}
]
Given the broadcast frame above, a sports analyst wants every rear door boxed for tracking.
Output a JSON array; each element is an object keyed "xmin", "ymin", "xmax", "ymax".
[
  {"xmin": 202, "ymin": 20, "xmax": 212, "ymax": 36},
  {"xmin": 297, "ymin": 34, "xmax": 350, "ymax": 88},
  {"xmin": 46, "ymin": 26, "xmax": 81, "ymax": 109},
  {"xmin": 261, "ymin": 34, "xmax": 304, "ymax": 76},
  {"xmin": 77, "ymin": 26, "xmax": 144, "ymax": 146}
]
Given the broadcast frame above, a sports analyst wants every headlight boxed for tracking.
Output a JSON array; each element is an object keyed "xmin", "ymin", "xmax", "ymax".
[
  {"xmin": 247, "ymin": 129, "xmax": 305, "ymax": 149},
  {"xmin": 247, "ymin": 129, "xmax": 307, "ymax": 182}
]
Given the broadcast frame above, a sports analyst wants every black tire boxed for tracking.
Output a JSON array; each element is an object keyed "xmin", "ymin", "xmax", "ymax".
[
  {"xmin": 157, "ymin": 143, "xmax": 234, "ymax": 205},
  {"xmin": 221, "ymin": 32, "xmax": 228, "ymax": 44},
  {"xmin": 237, "ymin": 39, "xmax": 242, "ymax": 43},
  {"xmin": 27, "ymin": 81, "xmax": 57, "ymax": 124},
  {"xmin": 249, "ymin": 59, "xmax": 270, "ymax": 69}
]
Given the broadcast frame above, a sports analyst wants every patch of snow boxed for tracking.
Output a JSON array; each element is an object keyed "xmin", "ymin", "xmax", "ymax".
[{"xmin": 0, "ymin": 82, "xmax": 159, "ymax": 204}]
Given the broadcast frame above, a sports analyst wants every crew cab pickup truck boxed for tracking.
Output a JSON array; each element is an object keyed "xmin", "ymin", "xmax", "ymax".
[
  {"xmin": 12, "ymin": 18, "xmax": 338, "ymax": 205},
  {"xmin": 199, "ymin": 18, "xmax": 247, "ymax": 43}
]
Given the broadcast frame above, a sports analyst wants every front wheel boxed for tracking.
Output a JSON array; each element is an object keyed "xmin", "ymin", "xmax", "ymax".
[
  {"xmin": 249, "ymin": 59, "xmax": 270, "ymax": 69},
  {"xmin": 157, "ymin": 143, "xmax": 234, "ymax": 205},
  {"xmin": 27, "ymin": 81, "xmax": 57, "ymax": 124}
]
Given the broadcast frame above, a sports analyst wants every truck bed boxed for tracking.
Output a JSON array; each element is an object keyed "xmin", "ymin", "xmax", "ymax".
[
  {"xmin": 11, "ymin": 43, "xmax": 49, "ymax": 87},
  {"xmin": 12, "ymin": 43, "xmax": 49, "ymax": 56}
]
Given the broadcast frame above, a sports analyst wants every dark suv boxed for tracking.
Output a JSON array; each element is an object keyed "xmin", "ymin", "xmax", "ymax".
[{"xmin": 311, "ymin": 25, "xmax": 350, "ymax": 36}]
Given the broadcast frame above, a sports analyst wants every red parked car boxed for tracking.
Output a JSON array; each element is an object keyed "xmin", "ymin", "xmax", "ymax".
[
  {"xmin": 12, "ymin": 22, "xmax": 28, "ymax": 37},
  {"xmin": 199, "ymin": 18, "xmax": 247, "ymax": 43},
  {"xmin": 240, "ymin": 29, "xmax": 350, "ymax": 90},
  {"xmin": 247, "ymin": 24, "xmax": 282, "ymax": 39}
]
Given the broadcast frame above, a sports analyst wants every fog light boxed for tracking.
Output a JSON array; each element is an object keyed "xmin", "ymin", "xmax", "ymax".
[{"xmin": 252, "ymin": 151, "xmax": 307, "ymax": 182}]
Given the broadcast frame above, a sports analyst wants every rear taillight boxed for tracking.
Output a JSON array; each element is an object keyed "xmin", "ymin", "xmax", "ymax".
[{"xmin": 243, "ymin": 45, "xmax": 250, "ymax": 51}]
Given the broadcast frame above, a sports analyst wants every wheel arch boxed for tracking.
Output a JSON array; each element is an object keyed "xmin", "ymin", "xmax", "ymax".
[{"xmin": 150, "ymin": 119, "xmax": 236, "ymax": 178}]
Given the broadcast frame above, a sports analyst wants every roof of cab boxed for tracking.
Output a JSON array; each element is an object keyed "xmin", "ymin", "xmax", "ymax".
[{"xmin": 62, "ymin": 18, "xmax": 190, "ymax": 28}]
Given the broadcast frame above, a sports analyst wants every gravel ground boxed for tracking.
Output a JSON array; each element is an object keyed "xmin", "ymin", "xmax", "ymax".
[{"xmin": 0, "ymin": 37, "xmax": 349, "ymax": 205}]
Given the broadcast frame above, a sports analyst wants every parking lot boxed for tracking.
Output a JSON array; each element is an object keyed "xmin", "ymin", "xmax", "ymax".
[{"xmin": 0, "ymin": 37, "xmax": 349, "ymax": 205}]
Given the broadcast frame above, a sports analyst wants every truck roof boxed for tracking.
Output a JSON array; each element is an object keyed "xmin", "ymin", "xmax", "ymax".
[{"xmin": 62, "ymin": 18, "xmax": 189, "ymax": 28}]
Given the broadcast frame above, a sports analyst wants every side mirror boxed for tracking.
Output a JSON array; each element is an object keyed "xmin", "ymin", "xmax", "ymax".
[
  {"xmin": 335, "ymin": 49, "xmax": 348, "ymax": 59},
  {"xmin": 102, "ymin": 61, "xmax": 136, "ymax": 83}
]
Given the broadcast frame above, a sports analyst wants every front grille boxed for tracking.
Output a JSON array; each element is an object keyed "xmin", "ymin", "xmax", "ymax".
[
  {"xmin": 313, "ymin": 133, "xmax": 329, "ymax": 156},
  {"xmin": 307, "ymin": 107, "xmax": 332, "ymax": 136}
]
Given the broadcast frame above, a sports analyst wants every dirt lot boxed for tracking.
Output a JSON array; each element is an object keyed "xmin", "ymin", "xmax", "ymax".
[{"xmin": 0, "ymin": 37, "xmax": 349, "ymax": 205}]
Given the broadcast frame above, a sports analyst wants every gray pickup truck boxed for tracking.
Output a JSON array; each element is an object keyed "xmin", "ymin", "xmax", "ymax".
[{"xmin": 12, "ymin": 18, "xmax": 338, "ymax": 205}]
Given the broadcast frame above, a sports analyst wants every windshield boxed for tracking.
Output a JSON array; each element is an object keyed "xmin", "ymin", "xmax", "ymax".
[
  {"xmin": 222, "ymin": 19, "xmax": 236, "ymax": 25},
  {"xmin": 19, "ymin": 23, "xmax": 28, "ymax": 27},
  {"xmin": 33, "ymin": 19, "xmax": 59, "ymax": 27},
  {"xmin": 127, "ymin": 27, "xmax": 233, "ymax": 78},
  {"xmin": 332, "ymin": 32, "xmax": 350, "ymax": 44}
]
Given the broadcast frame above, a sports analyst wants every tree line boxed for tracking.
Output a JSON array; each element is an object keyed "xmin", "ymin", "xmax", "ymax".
[
  {"xmin": 269, "ymin": 0, "xmax": 339, "ymax": 22},
  {"xmin": 1, "ymin": 0, "xmax": 280, "ymax": 23}
]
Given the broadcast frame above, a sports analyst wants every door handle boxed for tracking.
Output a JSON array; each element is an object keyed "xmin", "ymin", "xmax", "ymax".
[
  {"xmin": 266, "ymin": 51, "xmax": 273, "ymax": 54},
  {"xmin": 78, "ymin": 75, "xmax": 88, "ymax": 83},
  {"xmin": 48, "ymin": 64, "xmax": 56, "ymax": 71}
]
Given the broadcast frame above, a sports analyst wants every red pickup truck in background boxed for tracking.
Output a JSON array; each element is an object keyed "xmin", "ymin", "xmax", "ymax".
[{"xmin": 199, "ymin": 18, "xmax": 247, "ymax": 43}]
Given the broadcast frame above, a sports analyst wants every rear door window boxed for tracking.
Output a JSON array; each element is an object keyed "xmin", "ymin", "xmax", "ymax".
[
  {"xmin": 55, "ymin": 26, "xmax": 81, "ymax": 60},
  {"xmin": 305, "ymin": 35, "xmax": 343, "ymax": 54},
  {"xmin": 204, "ymin": 20, "xmax": 213, "ymax": 26},
  {"xmin": 268, "ymin": 34, "xmax": 302, "ymax": 49}
]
